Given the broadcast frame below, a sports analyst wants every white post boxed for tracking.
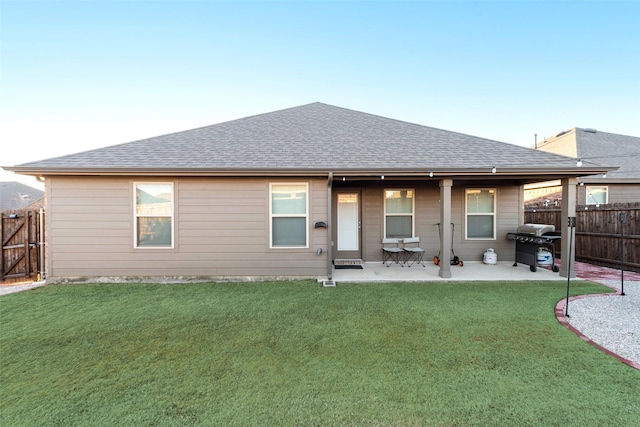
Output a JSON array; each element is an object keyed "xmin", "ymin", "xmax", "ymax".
[{"xmin": 560, "ymin": 177, "xmax": 578, "ymax": 278}]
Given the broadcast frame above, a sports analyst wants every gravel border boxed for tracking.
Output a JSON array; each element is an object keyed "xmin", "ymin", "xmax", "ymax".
[{"xmin": 563, "ymin": 280, "xmax": 640, "ymax": 367}]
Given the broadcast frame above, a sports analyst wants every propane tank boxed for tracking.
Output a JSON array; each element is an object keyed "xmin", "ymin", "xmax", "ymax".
[
  {"xmin": 537, "ymin": 249, "xmax": 553, "ymax": 265},
  {"xmin": 483, "ymin": 248, "xmax": 497, "ymax": 264}
]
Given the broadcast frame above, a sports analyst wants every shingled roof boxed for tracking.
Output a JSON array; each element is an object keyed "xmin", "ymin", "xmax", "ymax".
[
  {"xmin": 5, "ymin": 103, "xmax": 614, "ymax": 177},
  {"xmin": 575, "ymin": 128, "xmax": 640, "ymax": 180}
]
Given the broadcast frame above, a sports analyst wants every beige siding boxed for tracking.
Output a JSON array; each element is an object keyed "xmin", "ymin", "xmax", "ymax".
[
  {"xmin": 579, "ymin": 184, "xmax": 640, "ymax": 205},
  {"xmin": 46, "ymin": 176, "xmax": 526, "ymax": 281},
  {"xmin": 360, "ymin": 183, "xmax": 520, "ymax": 263},
  {"xmin": 537, "ymin": 131, "xmax": 577, "ymax": 158},
  {"xmin": 46, "ymin": 177, "xmax": 329, "ymax": 281}
]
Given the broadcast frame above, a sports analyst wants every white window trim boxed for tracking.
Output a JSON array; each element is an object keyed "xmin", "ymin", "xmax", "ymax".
[
  {"xmin": 269, "ymin": 182, "xmax": 309, "ymax": 249},
  {"xmin": 465, "ymin": 188, "xmax": 496, "ymax": 240},
  {"xmin": 586, "ymin": 185, "xmax": 608, "ymax": 205},
  {"xmin": 133, "ymin": 182, "xmax": 175, "ymax": 249},
  {"xmin": 383, "ymin": 188, "xmax": 415, "ymax": 238}
]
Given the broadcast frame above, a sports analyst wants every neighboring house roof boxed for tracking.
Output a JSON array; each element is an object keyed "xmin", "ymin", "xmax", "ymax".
[
  {"xmin": 4, "ymin": 103, "xmax": 614, "ymax": 180},
  {"xmin": 537, "ymin": 128, "xmax": 640, "ymax": 182},
  {"xmin": 0, "ymin": 181, "xmax": 44, "ymax": 211}
]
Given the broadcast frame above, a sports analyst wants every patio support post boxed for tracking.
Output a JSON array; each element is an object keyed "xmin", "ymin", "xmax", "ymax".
[
  {"xmin": 439, "ymin": 178, "xmax": 453, "ymax": 278},
  {"xmin": 327, "ymin": 172, "xmax": 333, "ymax": 280},
  {"xmin": 560, "ymin": 177, "xmax": 578, "ymax": 278}
]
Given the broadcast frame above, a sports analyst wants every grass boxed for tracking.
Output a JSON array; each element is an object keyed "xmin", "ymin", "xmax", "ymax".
[{"xmin": 1, "ymin": 280, "xmax": 638, "ymax": 426}]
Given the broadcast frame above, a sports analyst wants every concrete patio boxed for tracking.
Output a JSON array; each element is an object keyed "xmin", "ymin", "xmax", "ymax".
[{"xmin": 331, "ymin": 261, "xmax": 573, "ymax": 283}]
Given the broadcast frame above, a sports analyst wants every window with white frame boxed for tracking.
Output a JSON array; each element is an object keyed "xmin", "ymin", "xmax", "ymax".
[
  {"xmin": 270, "ymin": 183, "xmax": 308, "ymax": 248},
  {"xmin": 465, "ymin": 188, "xmax": 495, "ymax": 239},
  {"xmin": 134, "ymin": 183, "xmax": 174, "ymax": 248},
  {"xmin": 586, "ymin": 186, "xmax": 608, "ymax": 205},
  {"xmin": 384, "ymin": 189, "xmax": 414, "ymax": 239}
]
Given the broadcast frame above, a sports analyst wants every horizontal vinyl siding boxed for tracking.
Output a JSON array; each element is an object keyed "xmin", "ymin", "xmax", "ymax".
[
  {"xmin": 607, "ymin": 184, "xmax": 640, "ymax": 204},
  {"xmin": 360, "ymin": 184, "xmax": 520, "ymax": 263},
  {"xmin": 579, "ymin": 184, "xmax": 640, "ymax": 204},
  {"xmin": 47, "ymin": 177, "xmax": 329, "ymax": 280},
  {"xmin": 458, "ymin": 186, "xmax": 520, "ymax": 263}
]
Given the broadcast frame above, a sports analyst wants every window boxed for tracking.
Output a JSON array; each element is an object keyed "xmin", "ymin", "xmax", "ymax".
[
  {"xmin": 134, "ymin": 183, "xmax": 173, "ymax": 248},
  {"xmin": 384, "ymin": 189, "xmax": 414, "ymax": 238},
  {"xmin": 586, "ymin": 186, "xmax": 608, "ymax": 205},
  {"xmin": 270, "ymin": 183, "xmax": 308, "ymax": 248},
  {"xmin": 465, "ymin": 188, "xmax": 495, "ymax": 239}
]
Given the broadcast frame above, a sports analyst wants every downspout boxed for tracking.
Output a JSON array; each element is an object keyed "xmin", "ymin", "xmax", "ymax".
[
  {"xmin": 39, "ymin": 208, "xmax": 46, "ymax": 281},
  {"xmin": 327, "ymin": 172, "xmax": 333, "ymax": 280}
]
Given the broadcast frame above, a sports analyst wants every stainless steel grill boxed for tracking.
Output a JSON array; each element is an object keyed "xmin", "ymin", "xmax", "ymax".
[{"xmin": 507, "ymin": 224, "xmax": 560, "ymax": 272}]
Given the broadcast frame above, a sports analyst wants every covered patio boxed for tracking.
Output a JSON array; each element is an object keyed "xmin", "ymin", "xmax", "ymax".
[{"xmin": 330, "ymin": 261, "xmax": 569, "ymax": 283}]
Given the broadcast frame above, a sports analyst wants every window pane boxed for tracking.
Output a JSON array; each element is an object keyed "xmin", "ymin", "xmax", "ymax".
[
  {"xmin": 385, "ymin": 190, "xmax": 413, "ymax": 214},
  {"xmin": 467, "ymin": 215, "xmax": 494, "ymax": 238},
  {"xmin": 273, "ymin": 217, "xmax": 306, "ymax": 246},
  {"xmin": 137, "ymin": 217, "xmax": 172, "ymax": 247},
  {"xmin": 386, "ymin": 216, "xmax": 412, "ymax": 239},
  {"xmin": 272, "ymin": 185, "xmax": 307, "ymax": 214},
  {"xmin": 136, "ymin": 184, "xmax": 172, "ymax": 216},
  {"xmin": 467, "ymin": 189, "xmax": 495, "ymax": 213},
  {"xmin": 587, "ymin": 187, "xmax": 607, "ymax": 205}
]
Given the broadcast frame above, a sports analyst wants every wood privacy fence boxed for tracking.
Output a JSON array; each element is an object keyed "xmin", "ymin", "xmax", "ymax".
[
  {"xmin": 525, "ymin": 202, "xmax": 640, "ymax": 273},
  {"xmin": 1, "ymin": 209, "xmax": 45, "ymax": 284}
]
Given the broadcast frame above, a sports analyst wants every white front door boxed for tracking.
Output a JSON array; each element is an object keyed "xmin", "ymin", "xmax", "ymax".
[{"xmin": 336, "ymin": 193, "xmax": 361, "ymax": 259}]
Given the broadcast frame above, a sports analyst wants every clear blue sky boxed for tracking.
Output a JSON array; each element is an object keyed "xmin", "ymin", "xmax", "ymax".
[{"xmin": 1, "ymin": 0, "xmax": 639, "ymax": 187}]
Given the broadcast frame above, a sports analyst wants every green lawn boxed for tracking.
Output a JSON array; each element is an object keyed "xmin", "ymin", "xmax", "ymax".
[{"xmin": 1, "ymin": 280, "xmax": 638, "ymax": 426}]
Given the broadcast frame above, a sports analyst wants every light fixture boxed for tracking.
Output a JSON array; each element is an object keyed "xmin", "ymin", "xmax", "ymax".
[
  {"xmin": 491, "ymin": 166, "xmax": 497, "ymax": 174},
  {"xmin": 429, "ymin": 171, "xmax": 434, "ymax": 178},
  {"xmin": 579, "ymin": 182, "xmax": 584, "ymax": 186},
  {"xmin": 381, "ymin": 175, "xmax": 385, "ymax": 180},
  {"xmin": 602, "ymin": 173, "xmax": 607, "ymax": 178},
  {"xmin": 576, "ymin": 159, "xmax": 583, "ymax": 167},
  {"xmin": 342, "ymin": 177, "xmax": 345, "ymax": 182}
]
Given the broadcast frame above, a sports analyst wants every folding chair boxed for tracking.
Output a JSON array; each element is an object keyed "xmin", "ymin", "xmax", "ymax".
[
  {"xmin": 382, "ymin": 238, "xmax": 404, "ymax": 267},
  {"xmin": 403, "ymin": 237, "xmax": 425, "ymax": 267}
]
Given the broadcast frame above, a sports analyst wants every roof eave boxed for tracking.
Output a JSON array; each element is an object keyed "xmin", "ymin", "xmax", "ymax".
[{"xmin": 3, "ymin": 166, "xmax": 616, "ymax": 179}]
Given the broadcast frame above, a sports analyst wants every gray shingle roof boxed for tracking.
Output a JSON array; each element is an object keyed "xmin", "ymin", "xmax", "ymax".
[
  {"xmin": 0, "ymin": 182, "xmax": 44, "ymax": 211},
  {"xmin": 6, "ymin": 103, "xmax": 614, "ymax": 174},
  {"xmin": 575, "ymin": 128, "xmax": 640, "ymax": 179}
]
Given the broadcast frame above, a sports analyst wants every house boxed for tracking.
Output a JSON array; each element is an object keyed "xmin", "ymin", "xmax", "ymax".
[
  {"xmin": 3, "ymin": 103, "xmax": 614, "ymax": 283},
  {"xmin": 0, "ymin": 181, "xmax": 44, "ymax": 211},
  {"xmin": 525, "ymin": 128, "xmax": 640, "ymax": 207}
]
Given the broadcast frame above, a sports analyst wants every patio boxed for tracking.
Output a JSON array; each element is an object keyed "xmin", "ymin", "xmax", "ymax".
[{"xmin": 332, "ymin": 261, "xmax": 576, "ymax": 283}]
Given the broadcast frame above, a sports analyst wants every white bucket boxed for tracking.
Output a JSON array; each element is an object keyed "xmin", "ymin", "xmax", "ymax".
[
  {"xmin": 483, "ymin": 248, "xmax": 497, "ymax": 264},
  {"xmin": 537, "ymin": 249, "xmax": 553, "ymax": 266}
]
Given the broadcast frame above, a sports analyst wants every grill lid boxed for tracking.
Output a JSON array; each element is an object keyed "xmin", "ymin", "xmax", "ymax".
[{"xmin": 516, "ymin": 223, "xmax": 555, "ymax": 236}]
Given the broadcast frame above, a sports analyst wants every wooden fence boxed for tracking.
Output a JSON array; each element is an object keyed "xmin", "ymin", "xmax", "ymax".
[
  {"xmin": 1, "ymin": 209, "xmax": 45, "ymax": 284},
  {"xmin": 525, "ymin": 202, "xmax": 640, "ymax": 273}
]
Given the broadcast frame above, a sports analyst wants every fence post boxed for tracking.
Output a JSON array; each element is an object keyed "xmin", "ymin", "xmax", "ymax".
[{"xmin": 619, "ymin": 212, "xmax": 626, "ymax": 296}]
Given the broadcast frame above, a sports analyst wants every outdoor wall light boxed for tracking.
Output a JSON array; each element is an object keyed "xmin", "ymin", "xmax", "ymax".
[
  {"xmin": 576, "ymin": 159, "xmax": 583, "ymax": 167},
  {"xmin": 342, "ymin": 177, "xmax": 345, "ymax": 181},
  {"xmin": 602, "ymin": 173, "xmax": 607, "ymax": 178},
  {"xmin": 579, "ymin": 181, "xmax": 585, "ymax": 186},
  {"xmin": 381, "ymin": 175, "xmax": 385, "ymax": 180},
  {"xmin": 429, "ymin": 171, "xmax": 434, "ymax": 177},
  {"xmin": 491, "ymin": 166, "xmax": 497, "ymax": 174}
]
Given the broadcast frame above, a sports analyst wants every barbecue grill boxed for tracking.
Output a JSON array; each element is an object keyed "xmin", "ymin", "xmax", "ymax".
[{"xmin": 507, "ymin": 224, "xmax": 561, "ymax": 272}]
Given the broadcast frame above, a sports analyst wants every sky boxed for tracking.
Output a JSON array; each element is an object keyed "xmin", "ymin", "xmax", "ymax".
[{"xmin": 1, "ymin": 0, "xmax": 639, "ymax": 189}]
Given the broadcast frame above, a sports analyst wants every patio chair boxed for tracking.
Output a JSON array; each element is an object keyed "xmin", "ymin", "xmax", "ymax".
[
  {"xmin": 403, "ymin": 237, "xmax": 425, "ymax": 267},
  {"xmin": 382, "ymin": 238, "xmax": 404, "ymax": 267}
]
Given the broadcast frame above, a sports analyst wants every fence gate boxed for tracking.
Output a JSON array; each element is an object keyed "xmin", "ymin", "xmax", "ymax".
[{"xmin": 1, "ymin": 209, "xmax": 44, "ymax": 283}]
